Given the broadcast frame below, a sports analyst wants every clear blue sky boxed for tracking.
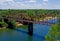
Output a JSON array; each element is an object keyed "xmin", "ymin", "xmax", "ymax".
[{"xmin": 0, "ymin": 0, "xmax": 60, "ymax": 9}]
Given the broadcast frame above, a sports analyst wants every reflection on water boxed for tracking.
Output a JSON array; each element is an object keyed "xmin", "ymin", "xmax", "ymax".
[
  {"xmin": 0, "ymin": 19, "xmax": 57, "ymax": 41},
  {"xmin": 0, "ymin": 29, "xmax": 28, "ymax": 41},
  {"xmin": 28, "ymin": 35, "xmax": 33, "ymax": 41},
  {"xmin": 0, "ymin": 23, "xmax": 51, "ymax": 41}
]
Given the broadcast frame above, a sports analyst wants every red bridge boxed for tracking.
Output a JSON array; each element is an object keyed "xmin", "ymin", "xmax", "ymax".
[
  {"xmin": 2, "ymin": 16, "xmax": 56, "ymax": 36},
  {"xmin": 3, "ymin": 17, "xmax": 55, "ymax": 26}
]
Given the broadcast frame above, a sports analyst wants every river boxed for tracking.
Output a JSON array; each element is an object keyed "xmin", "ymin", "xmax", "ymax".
[{"xmin": 0, "ymin": 19, "xmax": 57, "ymax": 41}]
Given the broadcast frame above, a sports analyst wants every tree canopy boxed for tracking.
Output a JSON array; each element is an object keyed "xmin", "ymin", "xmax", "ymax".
[{"xmin": 45, "ymin": 14, "xmax": 60, "ymax": 41}]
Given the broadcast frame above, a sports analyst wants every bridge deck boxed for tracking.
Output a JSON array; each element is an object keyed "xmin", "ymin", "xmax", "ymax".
[{"xmin": 3, "ymin": 17, "xmax": 56, "ymax": 26}]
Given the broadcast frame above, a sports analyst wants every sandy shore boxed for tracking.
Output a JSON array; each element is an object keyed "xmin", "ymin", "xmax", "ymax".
[{"xmin": 16, "ymin": 22, "xmax": 23, "ymax": 26}]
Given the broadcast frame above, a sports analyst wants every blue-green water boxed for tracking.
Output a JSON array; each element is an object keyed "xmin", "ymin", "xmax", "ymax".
[
  {"xmin": 0, "ymin": 19, "xmax": 57, "ymax": 41},
  {"xmin": 0, "ymin": 24, "xmax": 50, "ymax": 41}
]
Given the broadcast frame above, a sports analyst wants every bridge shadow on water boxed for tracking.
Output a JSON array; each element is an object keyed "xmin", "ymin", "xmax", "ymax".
[
  {"xmin": 3, "ymin": 18, "xmax": 45, "ymax": 41},
  {"xmin": 12, "ymin": 28, "xmax": 45, "ymax": 40}
]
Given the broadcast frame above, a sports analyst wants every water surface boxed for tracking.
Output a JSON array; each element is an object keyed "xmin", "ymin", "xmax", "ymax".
[{"xmin": 0, "ymin": 19, "xmax": 57, "ymax": 41}]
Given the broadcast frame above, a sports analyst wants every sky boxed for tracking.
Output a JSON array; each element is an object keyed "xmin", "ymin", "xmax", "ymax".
[{"xmin": 0, "ymin": 0, "xmax": 60, "ymax": 9}]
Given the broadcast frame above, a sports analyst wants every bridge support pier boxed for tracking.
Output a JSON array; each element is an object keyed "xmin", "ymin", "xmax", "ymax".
[
  {"xmin": 23, "ymin": 21, "xmax": 28, "ymax": 25},
  {"xmin": 28, "ymin": 22, "xmax": 33, "ymax": 36}
]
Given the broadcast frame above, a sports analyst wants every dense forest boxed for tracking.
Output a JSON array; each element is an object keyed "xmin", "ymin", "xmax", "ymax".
[
  {"xmin": 0, "ymin": 9, "xmax": 60, "ymax": 21},
  {"xmin": 45, "ymin": 14, "xmax": 60, "ymax": 41},
  {"xmin": 0, "ymin": 9, "xmax": 60, "ymax": 16},
  {"xmin": 0, "ymin": 9, "xmax": 60, "ymax": 41}
]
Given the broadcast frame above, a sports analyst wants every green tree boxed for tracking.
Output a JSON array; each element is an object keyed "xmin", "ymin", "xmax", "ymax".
[{"xmin": 45, "ymin": 14, "xmax": 60, "ymax": 41}]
